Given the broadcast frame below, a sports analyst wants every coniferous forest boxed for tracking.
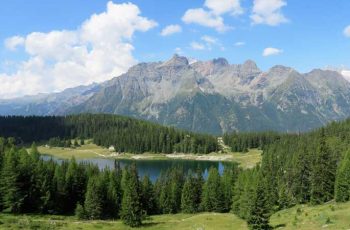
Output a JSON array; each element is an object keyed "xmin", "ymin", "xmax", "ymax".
[
  {"xmin": 0, "ymin": 114, "xmax": 218, "ymax": 154},
  {"xmin": 1, "ymin": 115, "xmax": 350, "ymax": 229}
]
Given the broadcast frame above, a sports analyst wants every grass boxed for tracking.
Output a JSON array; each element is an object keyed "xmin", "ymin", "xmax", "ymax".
[
  {"xmin": 38, "ymin": 144, "xmax": 112, "ymax": 160},
  {"xmin": 38, "ymin": 143, "xmax": 262, "ymax": 169},
  {"xmin": 270, "ymin": 201, "xmax": 350, "ymax": 230},
  {"xmin": 0, "ymin": 212, "xmax": 248, "ymax": 230}
]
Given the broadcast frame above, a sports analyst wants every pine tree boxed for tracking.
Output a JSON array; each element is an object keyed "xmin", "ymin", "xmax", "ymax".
[
  {"xmin": 181, "ymin": 174, "xmax": 197, "ymax": 213},
  {"xmin": 247, "ymin": 174, "xmax": 271, "ymax": 230},
  {"xmin": 105, "ymin": 169, "xmax": 122, "ymax": 219},
  {"xmin": 310, "ymin": 129, "xmax": 336, "ymax": 204},
  {"xmin": 120, "ymin": 165, "xmax": 143, "ymax": 227},
  {"xmin": 200, "ymin": 167, "xmax": 224, "ymax": 212},
  {"xmin": 335, "ymin": 150, "xmax": 350, "ymax": 202},
  {"xmin": 0, "ymin": 148, "xmax": 21, "ymax": 213},
  {"xmin": 84, "ymin": 176, "xmax": 104, "ymax": 220},
  {"xmin": 140, "ymin": 175, "xmax": 157, "ymax": 215}
]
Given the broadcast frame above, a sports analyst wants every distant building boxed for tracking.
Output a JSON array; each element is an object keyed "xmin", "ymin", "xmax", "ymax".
[{"xmin": 108, "ymin": 145, "xmax": 116, "ymax": 152}]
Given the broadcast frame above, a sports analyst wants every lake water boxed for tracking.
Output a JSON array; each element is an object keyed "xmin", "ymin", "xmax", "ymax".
[{"xmin": 42, "ymin": 155, "xmax": 232, "ymax": 181}]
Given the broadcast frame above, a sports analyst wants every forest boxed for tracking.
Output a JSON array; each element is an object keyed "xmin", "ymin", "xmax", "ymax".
[
  {"xmin": 0, "ymin": 114, "xmax": 218, "ymax": 154},
  {"xmin": 1, "ymin": 116, "xmax": 350, "ymax": 229}
]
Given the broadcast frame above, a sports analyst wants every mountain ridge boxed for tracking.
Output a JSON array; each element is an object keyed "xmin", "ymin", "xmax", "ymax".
[{"xmin": 1, "ymin": 55, "xmax": 349, "ymax": 135}]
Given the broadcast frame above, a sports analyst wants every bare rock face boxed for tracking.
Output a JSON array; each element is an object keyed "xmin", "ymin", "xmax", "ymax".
[{"xmin": 1, "ymin": 55, "xmax": 350, "ymax": 134}]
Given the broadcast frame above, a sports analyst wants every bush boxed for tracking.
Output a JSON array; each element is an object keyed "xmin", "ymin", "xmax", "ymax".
[{"xmin": 75, "ymin": 204, "xmax": 86, "ymax": 220}]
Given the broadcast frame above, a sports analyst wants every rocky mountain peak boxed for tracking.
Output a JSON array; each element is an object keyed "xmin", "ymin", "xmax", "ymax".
[
  {"xmin": 161, "ymin": 54, "xmax": 189, "ymax": 67},
  {"xmin": 242, "ymin": 60, "xmax": 260, "ymax": 73},
  {"xmin": 212, "ymin": 58, "xmax": 229, "ymax": 67}
]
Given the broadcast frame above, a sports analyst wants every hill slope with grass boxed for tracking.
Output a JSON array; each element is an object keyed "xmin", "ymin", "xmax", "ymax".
[
  {"xmin": 0, "ymin": 212, "xmax": 248, "ymax": 230},
  {"xmin": 270, "ymin": 201, "xmax": 350, "ymax": 230}
]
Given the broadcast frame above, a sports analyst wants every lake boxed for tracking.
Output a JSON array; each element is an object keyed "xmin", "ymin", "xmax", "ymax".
[{"xmin": 42, "ymin": 155, "xmax": 233, "ymax": 181}]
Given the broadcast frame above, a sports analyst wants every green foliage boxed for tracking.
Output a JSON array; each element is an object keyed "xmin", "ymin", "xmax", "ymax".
[
  {"xmin": 120, "ymin": 165, "xmax": 143, "ymax": 227},
  {"xmin": 247, "ymin": 174, "xmax": 271, "ymax": 230},
  {"xmin": 335, "ymin": 150, "xmax": 350, "ymax": 202},
  {"xmin": 201, "ymin": 167, "xmax": 224, "ymax": 213},
  {"xmin": 84, "ymin": 176, "xmax": 104, "ymax": 220},
  {"xmin": 181, "ymin": 174, "xmax": 198, "ymax": 213},
  {"xmin": 0, "ymin": 114, "xmax": 218, "ymax": 154},
  {"xmin": 310, "ymin": 129, "xmax": 336, "ymax": 204}
]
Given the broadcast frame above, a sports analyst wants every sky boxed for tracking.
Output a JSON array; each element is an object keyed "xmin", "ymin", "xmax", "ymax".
[{"xmin": 0, "ymin": 0, "xmax": 349, "ymax": 99}]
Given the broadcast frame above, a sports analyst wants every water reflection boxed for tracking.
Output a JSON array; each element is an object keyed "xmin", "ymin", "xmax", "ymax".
[{"xmin": 42, "ymin": 155, "xmax": 232, "ymax": 182}]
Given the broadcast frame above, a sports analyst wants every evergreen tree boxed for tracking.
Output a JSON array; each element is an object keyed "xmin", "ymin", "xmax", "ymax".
[
  {"xmin": 0, "ymin": 148, "xmax": 21, "ymax": 213},
  {"xmin": 200, "ymin": 167, "xmax": 224, "ymax": 212},
  {"xmin": 105, "ymin": 169, "xmax": 122, "ymax": 219},
  {"xmin": 335, "ymin": 150, "xmax": 350, "ymax": 202},
  {"xmin": 140, "ymin": 175, "xmax": 157, "ymax": 215},
  {"xmin": 181, "ymin": 174, "xmax": 198, "ymax": 213},
  {"xmin": 310, "ymin": 129, "xmax": 336, "ymax": 204},
  {"xmin": 247, "ymin": 174, "xmax": 271, "ymax": 230},
  {"xmin": 84, "ymin": 176, "xmax": 104, "ymax": 220},
  {"xmin": 120, "ymin": 165, "xmax": 143, "ymax": 227}
]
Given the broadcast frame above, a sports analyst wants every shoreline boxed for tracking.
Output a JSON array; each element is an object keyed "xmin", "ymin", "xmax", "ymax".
[{"xmin": 38, "ymin": 144, "xmax": 262, "ymax": 168}]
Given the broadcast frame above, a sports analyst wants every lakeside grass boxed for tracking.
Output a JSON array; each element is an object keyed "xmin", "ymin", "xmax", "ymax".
[
  {"xmin": 270, "ymin": 201, "xmax": 350, "ymax": 230},
  {"xmin": 37, "ymin": 144, "xmax": 262, "ymax": 169},
  {"xmin": 0, "ymin": 212, "xmax": 248, "ymax": 230}
]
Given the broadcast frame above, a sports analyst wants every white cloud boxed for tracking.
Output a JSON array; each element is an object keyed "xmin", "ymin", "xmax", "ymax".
[
  {"xmin": 160, "ymin": 24, "xmax": 182, "ymax": 36},
  {"xmin": 0, "ymin": 1, "xmax": 157, "ymax": 99},
  {"xmin": 251, "ymin": 0, "xmax": 288, "ymax": 26},
  {"xmin": 190, "ymin": 35, "xmax": 224, "ymax": 51},
  {"xmin": 234, "ymin": 41, "xmax": 245, "ymax": 46},
  {"xmin": 4, "ymin": 36, "xmax": 25, "ymax": 51},
  {"xmin": 204, "ymin": 0, "xmax": 243, "ymax": 16},
  {"xmin": 182, "ymin": 8, "xmax": 230, "ymax": 32},
  {"xmin": 201, "ymin": 35, "xmax": 217, "ymax": 44},
  {"xmin": 191, "ymin": 42, "xmax": 206, "ymax": 50},
  {"xmin": 344, "ymin": 25, "xmax": 350, "ymax": 37},
  {"xmin": 182, "ymin": 0, "xmax": 242, "ymax": 32},
  {"xmin": 342, "ymin": 70, "xmax": 350, "ymax": 82},
  {"xmin": 263, "ymin": 47, "xmax": 283, "ymax": 56}
]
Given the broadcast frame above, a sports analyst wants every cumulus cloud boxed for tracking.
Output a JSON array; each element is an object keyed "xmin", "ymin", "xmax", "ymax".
[
  {"xmin": 263, "ymin": 47, "xmax": 283, "ymax": 56},
  {"xmin": 4, "ymin": 36, "xmax": 25, "ymax": 51},
  {"xmin": 182, "ymin": 0, "xmax": 243, "ymax": 32},
  {"xmin": 344, "ymin": 25, "xmax": 350, "ymax": 37},
  {"xmin": 204, "ymin": 0, "xmax": 243, "ymax": 16},
  {"xmin": 160, "ymin": 24, "xmax": 182, "ymax": 36},
  {"xmin": 0, "ymin": 1, "xmax": 157, "ymax": 99},
  {"xmin": 251, "ymin": 0, "xmax": 288, "ymax": 26},
  {"xmin": 182, "ymin": 8, "xmax": 229, "ymax": 32}
]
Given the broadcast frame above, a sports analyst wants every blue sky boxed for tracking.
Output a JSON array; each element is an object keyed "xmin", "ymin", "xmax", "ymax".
[{"xmin": 0, "ymin": 0, "xmax": 349, "ymax": 98}]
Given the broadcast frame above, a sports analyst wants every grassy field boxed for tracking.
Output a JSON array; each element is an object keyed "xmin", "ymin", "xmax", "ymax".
[
  {"xmin": 38, "ymin": 143, "xmax": 262, "ymax": 169},
  {"xmin": 0, "ymin": 212, "xmax": 248, "ymax": 230},
  {"xmin": 270, "ymin": 201, "xmax": 350, "ymax": 230}
]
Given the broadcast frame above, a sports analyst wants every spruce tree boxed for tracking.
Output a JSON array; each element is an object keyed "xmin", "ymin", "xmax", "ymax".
[
  {"xmin": 335, "ymin": 150, "xmax": 350, "ymax": 202},
  {"xmin": 84, "ymin": 176, "xmax": 103, "ymax": 220},
  {"xmin": 247, "ymin": 174, "xmax": 271, "ymax": 230},
  {"xmin": 310, "ymin": 129, "xmax": 336, "ymax": 204},
  {"xmin": 141, "ymin": 175, "xmax": 157, "ymax": 215},
  {"xmin": 200, "ymin": 167, "xmax": 224, "ymax": 212},
  {"xmin": 181, "ymin": 174, "xmax": 197, "ymax": 213},
  {"xmin": 120, "ymin": 165, "xmax": 143, "ymax": 227},
  {"xmin": 0, "ymin": 148, "xmax": 21, "ymax": 213}
]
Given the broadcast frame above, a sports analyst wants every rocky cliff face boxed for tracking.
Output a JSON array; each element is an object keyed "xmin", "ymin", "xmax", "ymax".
[{"xmin": 2, "ymin": 54, "xmax": 350, "ymax": 135}]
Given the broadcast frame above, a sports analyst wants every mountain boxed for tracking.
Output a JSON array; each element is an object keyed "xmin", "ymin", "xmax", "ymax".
[
  {"xmin": 0, "ymin": 83, "xmax": 100, "ymax": 116},
  {"xmin": 1, "ymin": 55, "xmax": 350, "ymax": 135}
]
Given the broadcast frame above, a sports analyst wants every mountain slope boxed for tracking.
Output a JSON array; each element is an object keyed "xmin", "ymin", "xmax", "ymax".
[{"xmin": 1, "ymin": 55, "xmax": 350, "ymax": 134}]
